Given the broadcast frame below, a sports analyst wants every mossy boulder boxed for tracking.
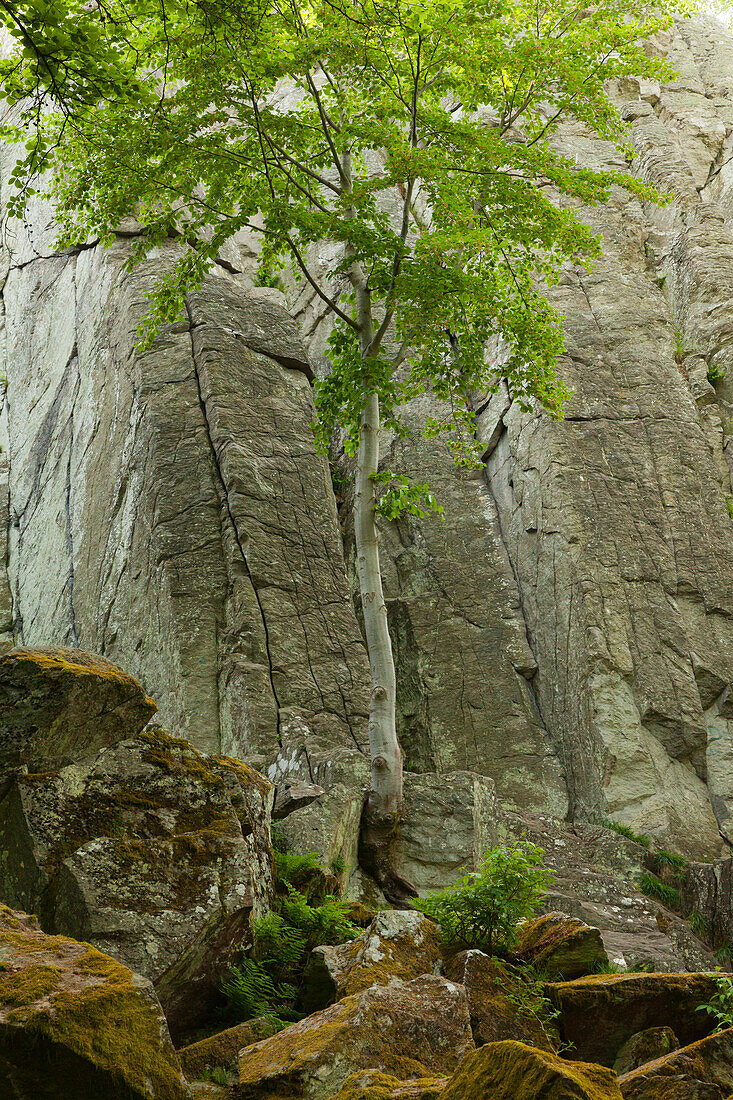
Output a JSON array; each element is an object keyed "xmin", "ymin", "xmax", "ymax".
[
  {"xmin": 618, "ymin": 1029, "xmax": 733, "ymax": 1098},
  {"xmin": 438, "ymin": 1040, "xmax": 623, "ymax": 1100},
  {"xmin": 547, "ymin": 973, "xmax": 718, "ymax": 1067},
  {"xmin": 613, "ymin": 1027, "xmax": 680, "ymax": 1075},
  {"xmin": 302, "ymin": 910, "xmax": 441, "ymax": 1011},
  {"xmin": 0, "ymin": 647, "xmax": 157, "ymax": 769},
  {"xmin": 179, "ymin": 1018, "xmax": 277, "ymax": 1081},
  {"xmin": 238, "ymin": 975, "xmax": 474, "ymax": 1100},
  {"xmin": 443, "ymin": 950, "xmax": 559, "ymax": 1051},
  {"xmin": 515, "ymin": 912, "xmax": 609, "ymax": 980},
  {"xmin": 0, "ymin": 903, "xmax": 189, "ymax": 1099},
  {"xmin": 0, "ymin": 727, "xmax": 274, "ymax": 1038},
  {"xmin": 327, "ymin": 1069, "xmax": 447, "ymax": 1100}
]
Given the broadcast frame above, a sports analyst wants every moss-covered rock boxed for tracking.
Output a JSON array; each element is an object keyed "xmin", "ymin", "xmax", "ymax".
[
  {"xmin": 613, "ymin": 1027, "xmax": 680, "ymax": 1075},
  {"xmin": 0, "ymin": 904, "xmax": 189, "ymax": 1099},
  {"xmin": 547, "ymin": 973, "xmax": 718, "ymax": 1067},
  {"xmin": 0, "ymin": 727, "xmax": 274, "ymax": 1038},
  {"xmin": 443, "ymin": 950, "xmax": 559, "ymax": 1051},
  {"xmin": 302, "ymin": 911, "xmax": 441, "ymax": 1011},
  {"xmin": 179, "ymin": 1018, "xmax": 277, "ymax": 1081},
  {"xmin": 0, "ymin": 646, "xmax": 157, "ymax": 768},
  {"xmin": 618, "ymin": 1028, "xmax": 733, "ymax": 1098},
  {"xmin": 238, "ymin": 975, "xmax": 474, "ymax": 1100},
  {"xmin": 438, "ymin": 1040, "xmax": 623, "ymax": 1100},
  {"xmin": 515, "ymin": 912, "xmax": 609, "ymax": 980},
  {"xmin": 327, "ymin": 1069, "xmax": 447, "ymax": 1100}
]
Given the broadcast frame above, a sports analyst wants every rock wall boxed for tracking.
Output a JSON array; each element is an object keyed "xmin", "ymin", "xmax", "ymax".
[
  {"xmin": 4, "ymin": 16, "xmax": 733, "ymax": 857},
  {"xmin": 0, "ymin": 164, "xmax": 371, "ymax": 769}
]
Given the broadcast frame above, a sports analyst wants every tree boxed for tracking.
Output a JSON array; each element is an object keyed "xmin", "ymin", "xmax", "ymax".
[{"xmin": 1, "ymin": 0, "xmax": 681, "ymax": 897}]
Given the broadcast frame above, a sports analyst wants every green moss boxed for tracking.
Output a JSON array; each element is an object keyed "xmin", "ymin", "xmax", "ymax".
[
  {"xmin": 332, "ymin": 1070, "xmax": 446, "ymax": 1100},
  {"xmin": 439, "ymin": 1041, "xmax": 621, "ymax": 1100},
  {"xmin": 32, "ymin": 945, "xmax": 184, "ymax": 1100},
  {"xmin": 0, "ymin": 964, "xmax": 61, "ymax": 1007}
]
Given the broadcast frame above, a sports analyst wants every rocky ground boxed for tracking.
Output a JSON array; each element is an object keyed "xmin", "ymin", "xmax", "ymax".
[{"xmin": 1, "ymin": 647, "xmax": 733, "ymax": 1099}]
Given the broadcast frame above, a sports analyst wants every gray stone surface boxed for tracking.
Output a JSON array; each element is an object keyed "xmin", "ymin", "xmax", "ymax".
[
  {"xmin": 0, "ymin": 728, "xmax": 274, "ymax": 1035},
  {"xmin": 6, "ymin": 16, "xmax": 733, "ymax": 860},
  {"xmin": 0, "ymin": 194, "xmax": 371, "ymax": 769}
]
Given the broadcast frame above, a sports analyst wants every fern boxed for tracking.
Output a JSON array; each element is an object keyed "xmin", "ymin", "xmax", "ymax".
[{"xmin": 222, "ymin": 851, "xmax": 360, "ymax": 1028}]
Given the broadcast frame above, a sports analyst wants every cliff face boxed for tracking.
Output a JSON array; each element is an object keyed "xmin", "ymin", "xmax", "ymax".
[{"xmin": 2, "ymin": 15, "xmax": 733, "ymax": 859}]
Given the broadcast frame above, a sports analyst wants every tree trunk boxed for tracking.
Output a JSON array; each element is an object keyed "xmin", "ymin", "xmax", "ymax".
[
  {"xmin": 351, "ymin": 291, "xmax": 415, "ymax": 904},
  {"xmin": 354, "ymin": 389, "xmax": 402, "ymax": 818}
]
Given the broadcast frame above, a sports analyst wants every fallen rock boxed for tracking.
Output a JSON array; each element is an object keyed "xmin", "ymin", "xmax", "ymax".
[
  {"xmin": 273, "ymin": 778, "xmax": 325, "ymax": 820},
  {"xmin": 328, "ymin": 1070, "xmax": 447, "ymax": 1100},
  {"xmin": 547, "ymin": 973, "xmax": 718, "ymax": 1067},
  {"xmin": 443, "ymin": 950, "xmax": 559, "ymax": 1051},
  {"xmin": 515, "ymin": 912, "xmax": 609, "ymax": 980},
  {"xmin": 0, "ymin": 903, "xmax": 188, "ymax": 1100},
  {"xmin": 0, "ymin": 647, "xmax": 157, "ymax": 769},
  {"xmin": 395, "ymin": 771, "xmax": 499, "ymax": 893},
  {"xmin": 438, "ymin": 1040, "xmax": 623, "ymax": 1100},
  {"xmin": 0, "ymin": 726, "xmax": 273, "ymax": 1037},
  {"xmin": 613, "ymin": 1027, "xmax": 680, "ymax": 1075},
  {"xmin": 618, "ymin": 1029, "xmax": 733, "ymax": 1098},
  {"xmin": 302, "ymin": 911, "xmax": 441, "ymax": 1011},
  {"xmin": 179, "ymin": 1018, "xmax": 276, "ymax": 1082},
  {"xmin": 238, "ymin": 976, "xmax": 474, "ymax": 1100}
]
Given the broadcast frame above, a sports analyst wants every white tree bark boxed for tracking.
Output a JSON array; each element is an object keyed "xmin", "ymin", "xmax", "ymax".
[{"xmin": 354, "ymin": 388, "xmax": 403, "ymax": 821}]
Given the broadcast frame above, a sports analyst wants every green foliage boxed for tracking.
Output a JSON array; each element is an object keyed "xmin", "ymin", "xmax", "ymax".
[
  {"xmin": 690, "ymin": 910, "xmax": 710, "ymax": 940},
  {"xmin": 648, "ymin": 849, "xmax": 686, "ymax": 888},
  {"xmin": 638, "ymin": 872, "xmax": 681, "ymax": 910},
  {"xmin": 726, "ymin": 497, "xmax": 733, "ymax": 522},
  {"xmin": 413, "ymin": 841, "xmax": 553, "ymax": 955},
  {"xmin": 221, "ymin": 959, "xmax": 291, "ymax": 1027},
  {"xmin": 0, "ymin": 0, "xmax": 686, "ymax": 479},
  {"xmin": 497, "ymin": 961, "xmax": 564, "ymax": 1049},
  {"xmin": 708, "ymin": 362, "xmax": 727, "ymax": 383},
  {"xmin": 373, "ymin": 471, "xmax": 444, "ymax": 522},
  {"xmin": 601, "ymin": 819, "xmax": 650, "ymax": 849},
  {"xmin": 222, "ymin": 848, "xmax": 359, "ymax": 1028},
  {"xmin": 697, "ymin": 973, "xmax": 733, "ymax": 1031}
]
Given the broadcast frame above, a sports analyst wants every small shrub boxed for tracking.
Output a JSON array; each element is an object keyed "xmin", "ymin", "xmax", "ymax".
[
  {"xmin": 497, "ymin": 962, "xmax": 564, "ymax": 1049},
  {"xmin": 708, "ymin": 362, "xmax": 727, "ymax": 384},
  {"xmin": 638, "ymin": 871, "xmax": 681, "ymax": 909},
  {"xmin": 697, "ymin": 973, "xmax": 733, "ymax": 1031},
  {"xmin": 413, "ymin": 841, "xmax": 554, "ymax": 955},
  {"xmin": 602, "ymin": 819, "xmax": 650, "ymax": 849}
]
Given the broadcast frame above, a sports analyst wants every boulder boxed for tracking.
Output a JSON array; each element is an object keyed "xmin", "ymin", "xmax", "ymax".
[
  {"xmin": 395, "ymin": 771, "xmax": 499, "ymax": 893},
  {"xmin": 0, "ymin": 647, "xmax": 157, "ymax": 769},
  {"xmin": 327, "ymin": 1070, "xmax": 447, "ymax": 1100},
  {"xmin": 618, "ymin": 1029, "xmax": 733, "ymax": 1098},
  {"xmin": 0, "ymin": 727, "xmax": 273, "ymax": 1037},
  {"xmin": 443, "ymin": 950, "xmax": 559, "ymax": 1051},
  {"xmin": 179, "ymin": 1018, "xmax": 276, "ymax": 1082},
  {"xmin": 302, "ymin": 911, "xmax": 441, "ymax": 1011},
  {"xmin": 438, "ymin": 1040, "xmax": 623, "ymax": 1100},
  {"xmin": 547, "ymin": 973, "xmax": 718, "ymax": 1067},
  {"xmin": 0, "ymin": 904, "xmax": 188, "ymax": 1100},
  {"xmin": 515, "ymin": 912, "xmax": 609, "ymax": 979},
  {"xmin": 613, "ymin": 1027, "xmax": 680, "ymax": 1075},
  {"xmin": 238, "ymin": 976, "xmax": 474, "ymax": 1100}
]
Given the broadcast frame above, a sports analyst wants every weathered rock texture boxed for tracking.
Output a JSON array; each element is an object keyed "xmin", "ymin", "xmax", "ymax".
[
  {"xmin": 0, "ymin": 904, "xmax": 189, "ymax": 1100},
  {"xmin": 0, "ymin": 725, "xmax": 274, "ymax": 1036},
  {"xmin": 5, "ymin": 15, "xmax": 733, "ymax": 859},
  {"xmin": 0, "ymin": 646, "xmax": 156, "ymax": 767}
]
